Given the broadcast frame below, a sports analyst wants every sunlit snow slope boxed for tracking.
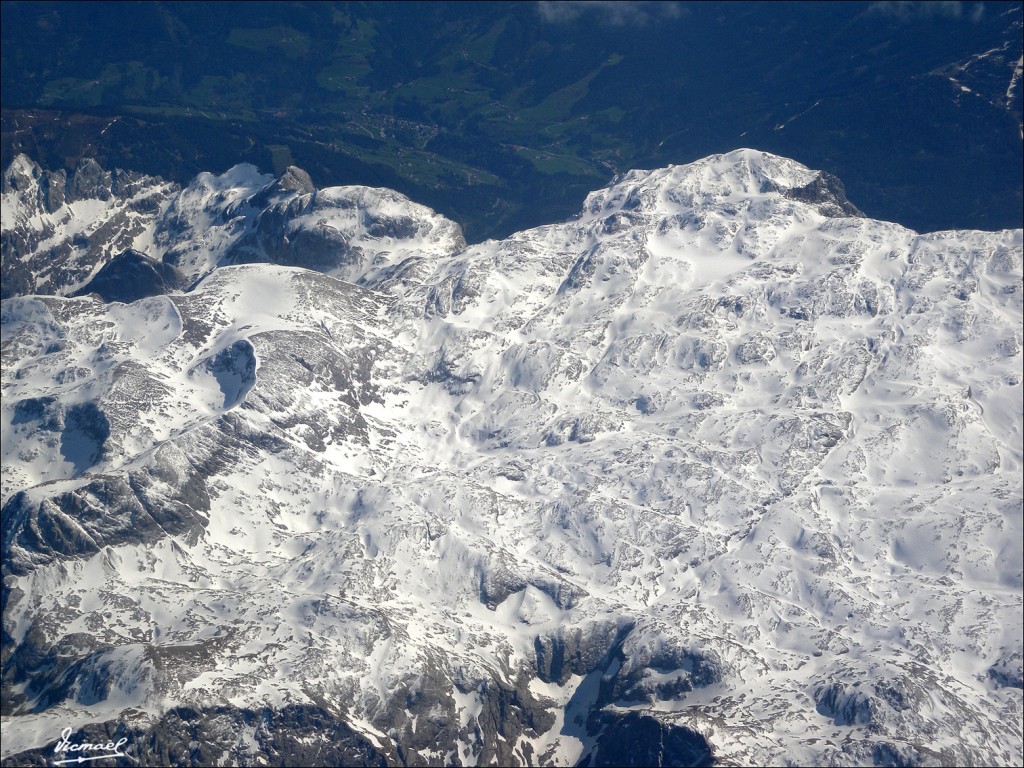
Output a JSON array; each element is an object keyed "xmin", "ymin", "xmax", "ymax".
[{"xmin": 1, "ymin": 149, "xmax": 1021, "ymax": 767}]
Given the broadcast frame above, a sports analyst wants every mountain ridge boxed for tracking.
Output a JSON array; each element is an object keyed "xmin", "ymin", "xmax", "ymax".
[{"xmin": 1, "ymin": 149, "xmax": 1022, "ymax": 767}]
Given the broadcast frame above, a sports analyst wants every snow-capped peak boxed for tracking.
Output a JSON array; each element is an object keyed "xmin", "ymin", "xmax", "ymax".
[{"xmin": 581, "ymin": 149, "xmax": 862, "ymax": 222}]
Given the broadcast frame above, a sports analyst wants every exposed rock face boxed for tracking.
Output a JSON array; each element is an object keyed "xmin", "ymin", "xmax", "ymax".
[
  {"xmin": 1, "ymin": 150, "xmax": 1022, "ymax": 767},
  {"xmin": 72, "ymin": 249, "xmax": 185, "ymax": 303},
  {"xmin": 586, "ymin": 713, "xmax": 714, "ymax": 768},
  {"xmin": 67, "ymin": 158, "xmax": 113, "ymax": 202},
  {"xmin": 277, "ymin": 164, "xmax": 317, "ymax": 195},
  {"xmin": 780, "ymin": 170, "xmax": 865, "ymax": 218}
]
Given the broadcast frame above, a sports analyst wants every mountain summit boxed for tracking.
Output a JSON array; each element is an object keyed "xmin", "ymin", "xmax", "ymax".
[{"xmin": 2, "ymin": 150, "xmax": 1021, "ymax": 766}]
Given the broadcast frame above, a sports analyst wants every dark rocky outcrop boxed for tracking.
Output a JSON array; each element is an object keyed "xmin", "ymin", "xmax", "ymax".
[
  {"xmin": 534, "ymin": 622, "xmax": 628, "ymax": 685},
  {"xmin": 781, "ymin": 171, "xmax": 865, "ymax": 218},
  {"xmin": 72, "ymin": 249, "xmax": 185, "ymax": 304},
  {"xmin": 68, "ymin": 158, "xmax": 113, "ymax": 203}
]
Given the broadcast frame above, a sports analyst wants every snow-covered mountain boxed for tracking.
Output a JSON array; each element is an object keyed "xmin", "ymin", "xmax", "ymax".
[
  {"xmin": 1, "ymin": 149, "xmax": 1021, "ymax": 767},
  {"xmin": 1, "ymin": 155, "xmax": 177, "ymax": 300}
]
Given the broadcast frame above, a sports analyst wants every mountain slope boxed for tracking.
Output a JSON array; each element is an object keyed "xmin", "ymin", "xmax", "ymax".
[
  {"xmin": 1, "ymin": 150, "xmax": 1022, "ymax": 767},
  {"xmin": 0, "ymin": 155, "xmax": 177, "ymax": 299}
]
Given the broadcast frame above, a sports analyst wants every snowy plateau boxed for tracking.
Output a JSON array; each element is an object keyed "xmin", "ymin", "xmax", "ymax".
[{"xmin": 0, "ymin": 149, "xmax": 1021, "ymax": 767}]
